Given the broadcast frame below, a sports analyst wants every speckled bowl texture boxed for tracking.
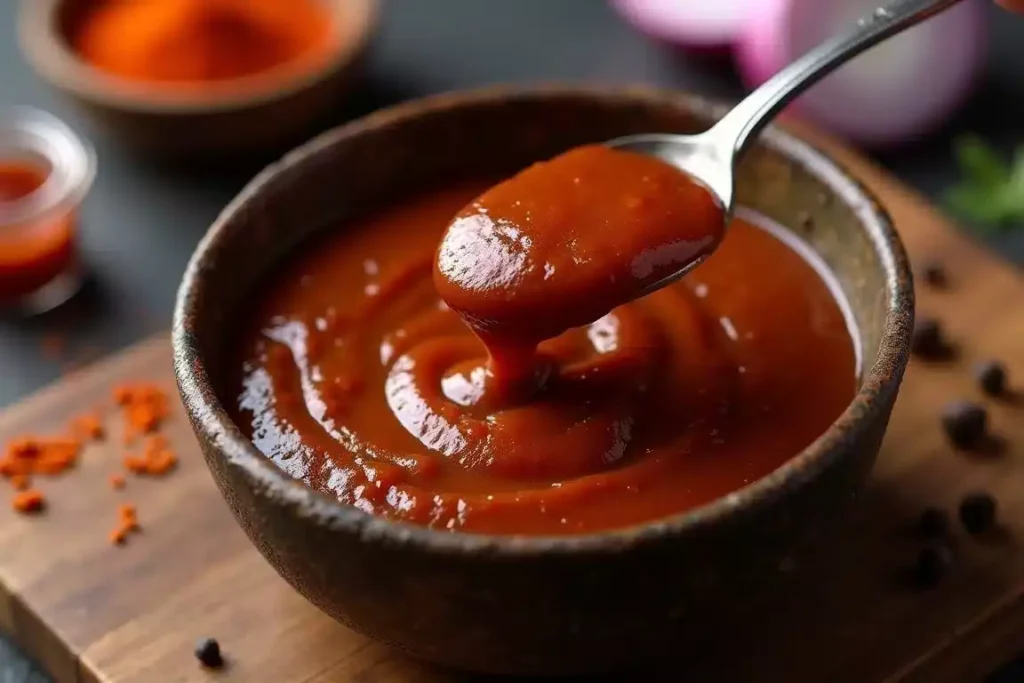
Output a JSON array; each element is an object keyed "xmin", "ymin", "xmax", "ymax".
[{"xmin": 172, "ymin": 86, "xmax": 914, "ymax": 677}]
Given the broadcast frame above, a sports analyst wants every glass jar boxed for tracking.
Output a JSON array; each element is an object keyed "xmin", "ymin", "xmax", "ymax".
[{"xmin": 0, "ymin": 107, "xmax": 95, "ymax": 313}]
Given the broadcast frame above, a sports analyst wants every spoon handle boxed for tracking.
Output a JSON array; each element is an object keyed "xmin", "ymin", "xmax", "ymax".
[{"xmin": 711, "ymin": 0, "xmax": 967, "ymax": 160}]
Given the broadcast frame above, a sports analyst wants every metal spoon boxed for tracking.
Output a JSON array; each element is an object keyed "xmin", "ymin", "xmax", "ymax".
[{"xmin": 608, "ymin": 0, "xmax": 966, "ymax": 288}]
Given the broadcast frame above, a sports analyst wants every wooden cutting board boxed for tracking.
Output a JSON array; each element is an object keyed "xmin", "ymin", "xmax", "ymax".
[{"xmin": 2, "ymin": 130, "xmax": 1024, "ymax": 683}]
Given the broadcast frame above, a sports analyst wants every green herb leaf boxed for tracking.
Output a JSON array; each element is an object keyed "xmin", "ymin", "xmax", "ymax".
[
  {"xmin": 953, "ymin": 135, "xmax": 1009, "ymax": 188},
  {"xmin": 945, "ymin": 186, "xmax": 1008, "ymax": 232},
  {"xmin": 945, "ymin": 135, "xmax": 1024, "ymax": 233}
]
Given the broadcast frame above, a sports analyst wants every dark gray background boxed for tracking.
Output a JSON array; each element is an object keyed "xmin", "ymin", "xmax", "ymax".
[{"xmin": 1, "ymin": 1, "xmax": 1023, "ymax": 680}]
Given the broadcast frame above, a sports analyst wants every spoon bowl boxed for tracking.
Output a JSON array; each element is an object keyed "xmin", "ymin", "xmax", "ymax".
[
  {"xmin": 606, "ymin": 131, "xmax": 731, "ymax": 291},
  {"xmin": 607, "ymin": 132, "xmax": 733, "ymax": 210}
]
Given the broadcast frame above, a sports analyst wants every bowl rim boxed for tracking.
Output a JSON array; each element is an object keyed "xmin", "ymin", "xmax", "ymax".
[
  {"xmin": 17, "ymin": 0, "xmax": 378, "ymax": 115},
  {"xmin": 172, "ymin": 84, "xmax": 914, "ymax": 557}
]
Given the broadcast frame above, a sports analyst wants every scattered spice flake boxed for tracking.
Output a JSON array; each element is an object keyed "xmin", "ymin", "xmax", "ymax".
[
  {"xmin": 123, "ymin": 453, "xmax": 147, "ymax": 474},
  {"xmin": 124, "ymin": 435, "xmax": 178, "ymax": 477},
  {"xmin": 146, "ymin": 449, "xmax": 178, "ymax": 475},
  {"xmin": 114, "ymin": 383, "xmax": 170, "ymax": 442},
  {"xmin": 110, "ymin": 502, "xmax": 140, "ymax": 545},
  {"xmin": 71, "ymin": 412, "xmax": 105, "ymax": 441},
  {"xmin": 1, "ymin": 436, "xmax": 81, "ymax": 481},
  {"xmin": 1, "ymin": 381, "xmax": 177, "ymax": 546},
  {"xmin": 3, "ymin": 431, "xmax": 84, "ymax": 514},
  {"xmin": 12, "ymin": 489, "xmax": 45, "ymax": 514}
]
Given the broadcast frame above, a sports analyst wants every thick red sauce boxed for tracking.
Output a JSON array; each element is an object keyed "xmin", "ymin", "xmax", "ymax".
[
  {"xmin": 0, "ymin": 162, "xmax": 76, "ymax": 306},
  {"xmin": 433, "ymin": 145, "xmax": 725, "ymax": 401},
  {"xmin": 231, "ymin": 149, "xmax": 857, "ymax": 535},
  {"xmin": 436, "ymin": 147, "xmax": 722, "ymax": 336}
]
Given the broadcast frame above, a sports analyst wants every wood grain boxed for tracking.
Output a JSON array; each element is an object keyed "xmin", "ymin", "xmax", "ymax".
[{"xmin": 1, "ymin": 133, "xmax": 1023, "ymax": 682}]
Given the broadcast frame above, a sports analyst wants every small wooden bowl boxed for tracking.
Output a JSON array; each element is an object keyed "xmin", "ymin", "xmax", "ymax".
[
  {"xmin": 173, "ymin": 86, "xmax": 914, "ymax": 676},
  {"xmin": 18, "ymin": 0, "xmax": 377, "ymax": 160}
]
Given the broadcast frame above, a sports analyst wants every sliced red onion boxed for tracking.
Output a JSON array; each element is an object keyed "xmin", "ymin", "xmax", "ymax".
[
  {"xmin": 735, "ymin": 0, "xmax": 987, "ymax": 147},
  {"xmin": 610, "ymin": 0, "xmax": 751, "ymax": 54}
]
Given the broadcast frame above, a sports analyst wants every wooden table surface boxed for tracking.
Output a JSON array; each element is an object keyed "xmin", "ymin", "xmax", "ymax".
[{"xmin": 3, "ymin": 3, "xmax": 1024, "ymax": 680}]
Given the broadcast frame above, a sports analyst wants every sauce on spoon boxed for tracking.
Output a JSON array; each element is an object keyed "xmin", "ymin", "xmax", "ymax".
[{"xmin": 434, "ymin": 144, "xmax": 724, "ymax": 397}]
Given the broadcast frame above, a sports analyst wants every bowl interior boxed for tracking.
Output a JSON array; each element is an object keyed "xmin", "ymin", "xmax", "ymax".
[{"xmin": 177, "ymin": 87, "xmax": 910, "ymax": 543}]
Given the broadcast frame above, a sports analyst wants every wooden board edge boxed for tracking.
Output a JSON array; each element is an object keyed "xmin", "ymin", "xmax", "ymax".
[
  {"xmin": 3, "ymin": 595, "xmax": 79, "ymax": 683},
  {"xmin": 1, "ymin": 335, "xmax": 172, "ymax": 682},
  {"xmin": 889, "ymin": 585, "xmax": 1024, "ymax": 683}
]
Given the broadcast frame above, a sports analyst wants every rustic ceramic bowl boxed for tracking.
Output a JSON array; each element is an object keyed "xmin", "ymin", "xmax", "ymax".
[
  {"xmin": 18, "ymin": 0, "xmax": 377, "ymax": 160},
  {"xmin": 173, "ymin": 86, "xmax": 914, "ymax": 676}
]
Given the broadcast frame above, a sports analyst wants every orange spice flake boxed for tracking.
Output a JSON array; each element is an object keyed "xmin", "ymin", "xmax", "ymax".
[
  {"xmin": 114, "ymin": 383, "xmax": 170, "ymax": 442},
  {"xmin": 118, "ymin": 502, "xmax": 137, "ymax": 524},
  {"xmin": 2, "ymin": 409, "xmax": 108, "ymax": 505},
  {"xmin": 12, "ymin": 489, "xmax": 45, "ymax": 514},
  {"xmin": 71, "ymin": 412, "xmax": 106, "ymax": 441},
  {"xmin": 123, "ymin": 434, "xmax": 178, "ymax": 476},
  {"xmin": 3, "ymin": 381, "xmax": 177, "ymax": 537},
  {"xmin": 3, "ymin": 437, "xmax": 80, "ymax": 512},
  {"xmin": 1, "ymin": 436, "xmax": 80, "ymax": 479},
  {"xmin": 110, "ymin": 501, "xmax": 140, "ymax": 545}
]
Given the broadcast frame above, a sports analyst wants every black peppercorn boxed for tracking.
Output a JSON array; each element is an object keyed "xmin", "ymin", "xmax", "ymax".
[
  {"xmin": 974, "ymin": 360, "xmax": 1007, "ymax": 397},
  {"xmin": 941, "ymin": 401, "xmax": 987, "ymax": 449},
  {"xmin": 959, "ymin": 492, "xmax": 997, "ymax": 535},
  {"xmin": 195, "ymin": 638, "xmax": 223, "ymax": 669},
  {"xmin": 921, "ymin": 261, "xmax": 947, "ymax": 288},
  {"xmin": 912, "ymin": 543, "xmax": 952, "ymax": 588},
  {"xmin": 917, "ymin": 507, "xmax": 949, "ymax": 539},
  {"xmin": 911, "ymin": 317, "xmax": 946, "ymax": 358}
]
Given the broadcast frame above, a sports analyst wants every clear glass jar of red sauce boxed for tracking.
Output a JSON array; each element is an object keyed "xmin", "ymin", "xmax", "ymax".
[{"xmin": 0, "ymin": 107, "xmax": 95, "ymax": 313}]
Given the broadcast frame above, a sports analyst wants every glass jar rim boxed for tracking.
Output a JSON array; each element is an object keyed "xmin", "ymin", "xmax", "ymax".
[{"xmin": 0, "ymin": 106, "xmax": 95, "ymax": 227}]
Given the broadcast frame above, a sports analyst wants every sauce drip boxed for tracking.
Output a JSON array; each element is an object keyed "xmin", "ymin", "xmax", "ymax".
[{"xmin": 230, "ymin": 179, "xmax": 857, "ymax": 535}]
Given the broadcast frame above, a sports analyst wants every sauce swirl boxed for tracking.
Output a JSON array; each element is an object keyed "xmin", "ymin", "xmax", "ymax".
[{"xmin": 231, "ymin": 162, "xmax": 856, "ymax": 534}]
